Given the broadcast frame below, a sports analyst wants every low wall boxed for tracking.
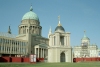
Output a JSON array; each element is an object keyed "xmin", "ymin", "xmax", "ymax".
[
  {"xmin": 0, "ymin": 57, "xmax": 44, "ymax": 63},
  {"xmin": 22, "ymin": 57, "xmax": 29, "ymax": 62},
  {"xmin": 73, "ymin": 57, "xmax": 100, "ymax": 62},
  {"xmin": 11, "ymin": 57, "xmax": 22, "ymax": 62}
]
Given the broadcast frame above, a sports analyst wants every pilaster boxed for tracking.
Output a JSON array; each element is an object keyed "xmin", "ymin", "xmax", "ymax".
[
  {"xmin": 64, "ymin": 36, "xmax": 65, "ymax": 46},
  {"xmin": 35, "ymin": 48, "xmax": 36, "ymax": 54},
  {"xmin": 53, "ymin": 36, "xmax": 54, "ymax": 46},
  {"xmin": 67, "ymin": 35, "xmax": 68, "ymax": 46}
]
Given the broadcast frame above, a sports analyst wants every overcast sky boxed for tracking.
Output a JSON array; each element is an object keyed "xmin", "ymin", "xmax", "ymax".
[{"xmin": 0, "ymin": 0, "xmax": 100, "ymax": 48}]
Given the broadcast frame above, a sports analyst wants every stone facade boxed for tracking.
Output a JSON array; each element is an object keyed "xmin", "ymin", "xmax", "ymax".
[
  {"xmin": 0, "ymin": 35, "xmax": 28, "ymax": 57},
  {"xmin": 48, "ymin": 18, "xmax": 73, "ymax": 62},
  {"xmin": 73, "ymin": 32, "xmax": 98, "ymax": 58},
  {"xmin": 0, "ymin": 6, "xmax": 48, "ymax": 59}
]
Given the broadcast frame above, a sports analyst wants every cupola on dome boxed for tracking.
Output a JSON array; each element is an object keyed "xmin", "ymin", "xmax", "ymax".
[
  {"xmin": 55, "ymin": 23, "xmax": 65, "ymax": 32},
  {"xmin": 22, "ymin": 5, "xmax": 39, "ymax": 21},
  {"xmin": 82, "ymin": 35, "xmax": 90, "ymax": 40},
  {"xmin": 55, "ymin": 16, "xmax": 65, "ymax": 32},
  {"xmin": 82, "ymin": 31, "xmax": 90, "ymax": 40}
]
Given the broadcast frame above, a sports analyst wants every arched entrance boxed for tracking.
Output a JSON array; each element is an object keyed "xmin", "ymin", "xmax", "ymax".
[{"xmin": 60, "ymin": 52, "xmax": 65, "ymax": 62}]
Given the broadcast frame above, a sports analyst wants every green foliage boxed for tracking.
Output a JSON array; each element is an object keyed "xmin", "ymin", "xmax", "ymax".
[{"xmin": 0, "ymin": 62, "xmax": 100, "ymax": 67}]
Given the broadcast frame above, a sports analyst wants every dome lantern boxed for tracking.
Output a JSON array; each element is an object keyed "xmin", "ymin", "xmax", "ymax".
[
  {"xmin": 81, "ymin": 31, "xmax": 90, "ymax": 40},
  {"xmin": 55, "ymin": 16, "xmax": 65, "ymax": 32},
  {"xmin": 30, "ymin": 5, "xmax": 33, "ymax": 11}
]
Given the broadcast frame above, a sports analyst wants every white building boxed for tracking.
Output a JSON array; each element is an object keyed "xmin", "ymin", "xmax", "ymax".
[
  {"xmin": 48, "ymin": 17, "xmax": 73, "ymax": 62},
  {"xmin": 0, "ymin": 6, "xmax": 48, "ymax": 58},
  {"xmin": 97, "ymin": 49, "xmax": 100, "ymax": 57},
  {"xmin": 0, "ymin": 6, "xmax": 73, "ymax": 62},
  {"xmin": 73, "ymin": 31, "xmax": 98, "ymax": 58}
]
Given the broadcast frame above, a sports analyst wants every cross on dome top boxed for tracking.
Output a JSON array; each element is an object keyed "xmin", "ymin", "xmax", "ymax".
[
  {"xmin": 58, "ymin": 15, "xmax": 62, "ymax": 26},
  {"xmin": 30, "ymin": 5, "xmax": 33, "ymax": 11}
]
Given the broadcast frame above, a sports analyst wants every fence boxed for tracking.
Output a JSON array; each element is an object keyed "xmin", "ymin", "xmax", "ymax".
[
  {"xmin": 0, "ymin": 57, "xmax": 44, "ymax": 62},
  {"xmin": 73, "ymin": 57, "xmax": 100, "ymax": 62}
]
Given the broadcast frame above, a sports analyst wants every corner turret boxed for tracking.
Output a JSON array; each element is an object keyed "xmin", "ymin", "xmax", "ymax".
[{"xmin": 8, "ymin": 26, "xmax": 11, "ymax": 34}]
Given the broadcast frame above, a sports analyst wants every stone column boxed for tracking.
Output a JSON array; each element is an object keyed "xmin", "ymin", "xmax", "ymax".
[
  {"xmin": 46, "ymin": 49, "xmax": 47, "ymax": 58},
  {"xmin": 68, "ymin": 36, "xmax": 69, "ymax": 46},
  {"xmin": 58, "ymin": 35, "xmax": 60, "ymax": 46},
  {"xmin": 56, "ymin": 34, "xmax": 57, "ymax": 46},
  {"xmin": 10, "ymin": 40, "xmax": 12, "ymax": 54},
  {"xmin": 51, "ymin": 36, "xmax": 53, "ymax": 46},
  {"xmin": 4, "ymin": 40, "xmax": 5, "ymax": 52},
  {"xmin": 5, "ymin": 42, "xmax": 7, "ymax": 53},
  {"xmin": 56, "ymin": 33, "xmax": 59, "ymax": 46},
  {"xmin": 25, "ymin": 26, "xmax": 26, "ymax": 34},
  {"xmin": 69, "ymin": 36, "xmax": 70, "ymax": 46},
  {"xmin": 64, "ymin": 36, "xmax": 66, "ymax": 46},
  {"xmin": 67, "ymin": 36, "xmax": 68, "ymax": 46},
  {"xmin": 14, "ymin": 42, "xmax": 16, "ymax": 54},
  {"xmin": 66, "ymin": 36, "xmax": 67, "ymax": 46},
  {"xmin": 35, "ymin": 48, "xmax": 36, "ymax": 55},
  {"xmin": 25, "ymin": 26, "xmax": 27, "ymax": 34},
  {"xmin": 49, "ymin": 36, "xmax": 51, "ymax": 46},
  {"xmin": 53, "ymin": 36, "xmax": 54, "ymax": 46}
]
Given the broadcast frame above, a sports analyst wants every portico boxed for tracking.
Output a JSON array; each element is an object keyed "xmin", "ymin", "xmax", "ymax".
[{"xmin": 35, "ymin": 43, "xmax": 48, "ymax": 59}]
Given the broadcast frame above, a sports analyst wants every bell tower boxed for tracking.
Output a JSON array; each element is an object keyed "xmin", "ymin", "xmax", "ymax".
[{"xmin": 48, "ymin": 16, "xmax": 72, "ymax": 62}]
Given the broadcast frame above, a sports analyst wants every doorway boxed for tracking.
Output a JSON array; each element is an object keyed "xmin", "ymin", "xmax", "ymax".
[{"xmin": 60, "ymin": 52, "xmax": 65, "ymax": 62}]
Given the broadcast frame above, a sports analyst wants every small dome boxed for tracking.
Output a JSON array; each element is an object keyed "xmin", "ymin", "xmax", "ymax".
[
  {"xmin": 81, "ymin": 31, "xmax": 90, "ymax": 40},
  {"xmin": 55, "ymin": 26, "xmax": 65, "ymax": 32},
  {"xmin": 55, "ymin": 16, "xmax": 65, "ymax": 32},
  {"xmin": 55, "ymin": 22, "xmax": 65, "ymax": 32},
  {"xmin": 82, "ymin": 36, "xmax": 90, "ymax": 40},
  {"xmin": 22, "ymin": 6, "xmax": 39, "ymax": 21}
]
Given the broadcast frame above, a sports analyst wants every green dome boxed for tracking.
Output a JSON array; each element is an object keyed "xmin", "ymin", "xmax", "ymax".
[
  {"xmin": 82, "ymin": 33, "xmax": 90, "ymax": 40},
  {"xmin": 82, "ymin": 37, "xmax": 90, "ymax": 40},
  {"xmin": 22, "ymin": 6, "xmax": 39, "ymax": 21}
]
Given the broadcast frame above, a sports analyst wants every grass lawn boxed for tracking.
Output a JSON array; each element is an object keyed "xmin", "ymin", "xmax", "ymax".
[{"xmin": 0, "ymin": 62, "xmax": 100, "ymax": 67}]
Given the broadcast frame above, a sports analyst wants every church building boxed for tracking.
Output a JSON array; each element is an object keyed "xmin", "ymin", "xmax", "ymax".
[
  {"xmin": 48, "ymin": 16, "xmax": 73, "ymax": 62},
  {"xmin": 73, "ymin": 31, "xmax": 98, "ymax": 58},
  {"xmin": 0, "ymin": 5, "xmax": 73, "ymax": 62}
]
